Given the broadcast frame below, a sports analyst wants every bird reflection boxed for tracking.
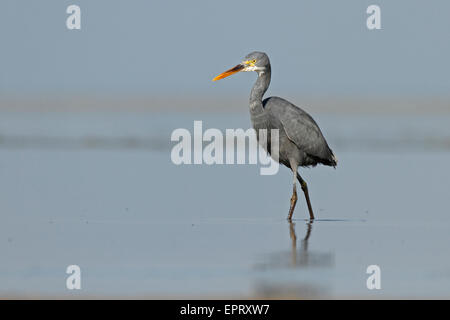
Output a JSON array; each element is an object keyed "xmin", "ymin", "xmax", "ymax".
[
  {"xmin": 253, "ymin": 221, "xmax": 334, "ymax": 298},
  {"xmin": 289, "ymin": 221, "xmax": 313, "ymax": 267},
  {"xmin": 255, "ymin": 221, "xmax": 333, "ymax": 270}
]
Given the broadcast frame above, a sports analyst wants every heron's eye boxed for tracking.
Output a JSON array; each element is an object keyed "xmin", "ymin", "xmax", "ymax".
[{"xmin": 251, "ymin": 59, "xmax": 257, "ymax": 64}]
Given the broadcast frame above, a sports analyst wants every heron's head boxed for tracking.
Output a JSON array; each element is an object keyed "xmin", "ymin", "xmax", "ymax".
[{"xmin": 212, "ymin": 51, "xmax": 270, "ymax": 81}]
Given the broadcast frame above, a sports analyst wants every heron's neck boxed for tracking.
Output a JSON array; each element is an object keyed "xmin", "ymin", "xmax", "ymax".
[{"xmin": 249, "ymin": 66, "xmax": 271, "ymax": 112}]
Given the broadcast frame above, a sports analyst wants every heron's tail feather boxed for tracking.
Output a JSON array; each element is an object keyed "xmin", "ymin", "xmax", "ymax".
[
  {"xmin": 331, "ymin": 151, "xmax": 338, "ymax": 168},
  {"xmin": 319, "ymin": 148, "xmax": 337, "ymax": 168}
]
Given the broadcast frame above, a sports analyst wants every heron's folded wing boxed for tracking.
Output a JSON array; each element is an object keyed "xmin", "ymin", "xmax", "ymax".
[{"xmin": 265, "ymin": 97, "xmax": 331, "ymax": 159}]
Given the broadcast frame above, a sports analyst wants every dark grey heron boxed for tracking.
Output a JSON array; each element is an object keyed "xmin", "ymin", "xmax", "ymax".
[{"xmin": 213, "ymin": 51, "xmax": 337, "ymax": 220}]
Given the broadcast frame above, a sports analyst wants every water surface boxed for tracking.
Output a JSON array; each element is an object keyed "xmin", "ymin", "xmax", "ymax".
[{"xmin": 1, "ymin": 111, "xmax": 450, "ymax": 298}]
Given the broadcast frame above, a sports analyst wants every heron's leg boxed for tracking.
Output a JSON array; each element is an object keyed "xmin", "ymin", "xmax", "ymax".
[
  {"xmin": 287, "ymin": 166, "xmax": 298, "ymax": 221},
  {"xmin": 297, "ymin": 173, "xmax": 315, "ymax": 220}
]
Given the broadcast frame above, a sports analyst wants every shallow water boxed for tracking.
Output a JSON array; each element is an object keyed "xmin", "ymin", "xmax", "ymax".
[{"xmin": 1, "ymin": 111, "xmax": 450, "ymax": 298}]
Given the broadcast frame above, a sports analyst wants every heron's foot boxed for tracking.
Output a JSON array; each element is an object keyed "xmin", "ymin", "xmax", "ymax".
[{"xmin": 287, "ymin": 191, "xmax": 298, "ymax": 221}]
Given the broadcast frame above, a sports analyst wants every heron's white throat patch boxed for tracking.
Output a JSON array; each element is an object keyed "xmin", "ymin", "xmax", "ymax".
[{"xmin": 243, "ymin": 65, "xmax": 265, "ymax": 73}]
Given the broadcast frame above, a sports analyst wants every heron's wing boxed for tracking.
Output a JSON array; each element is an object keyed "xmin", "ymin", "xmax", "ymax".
[{"xmin": 264, "ymin": 96, "xmax": 334, "ymax": 162}]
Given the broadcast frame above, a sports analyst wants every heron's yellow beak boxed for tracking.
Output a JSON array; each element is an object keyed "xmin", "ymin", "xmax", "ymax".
[{"xmin": 212, "ymin": 64, "xmax": 245, "ymax": 81}]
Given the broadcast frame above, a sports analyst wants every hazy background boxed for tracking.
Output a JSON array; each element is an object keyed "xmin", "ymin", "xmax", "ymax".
[
  {"xmin": 1, "ymin": 0, "xmax": 449, "ymax": 101},
  {"xmin": 1, "ymin": 1, "xmax": 450, "ymax": 299}
]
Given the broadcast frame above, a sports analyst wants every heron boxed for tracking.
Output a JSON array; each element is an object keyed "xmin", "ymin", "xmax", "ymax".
[{"xmin": 213, "ymin": 51, "xmax": 337, "ymax": 220}]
